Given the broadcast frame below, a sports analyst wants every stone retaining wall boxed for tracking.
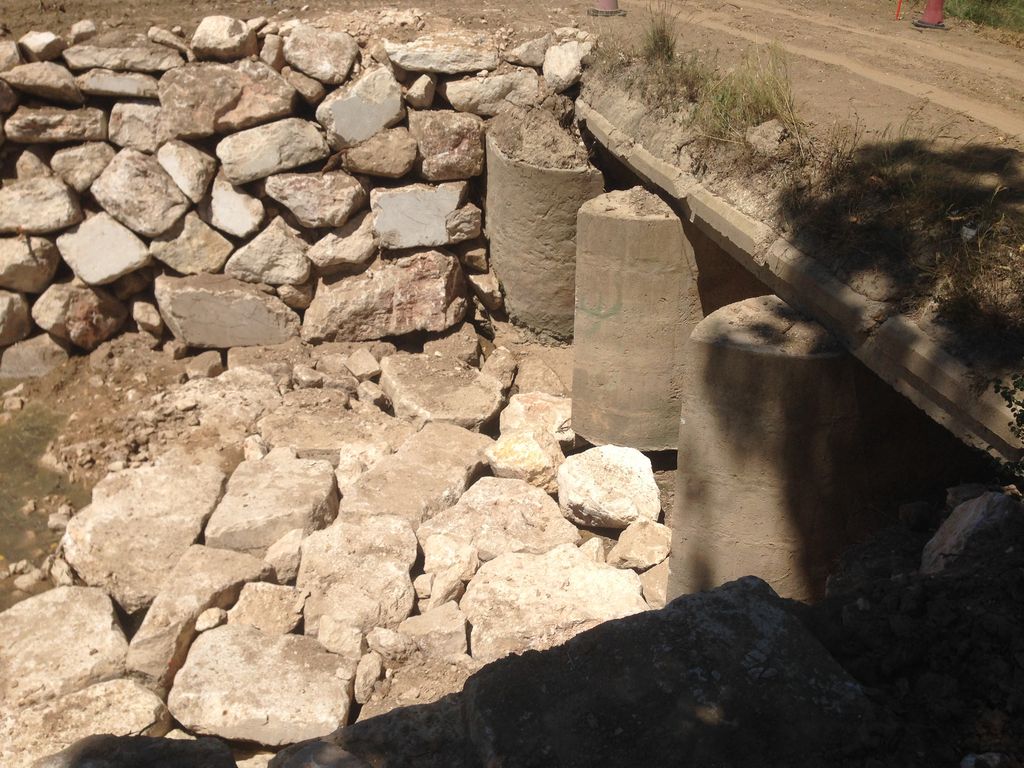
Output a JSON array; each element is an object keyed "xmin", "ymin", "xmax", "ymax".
[{"xmin": 0, "ymin": 17, "xmax": 598, "ymax": 378}]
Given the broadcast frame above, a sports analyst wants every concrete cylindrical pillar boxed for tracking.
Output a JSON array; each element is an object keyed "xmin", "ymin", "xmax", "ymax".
[
  {"xmin": 485, "ymin": 115, "xmax": 604, "ymax": 341},
  {"xmin": 669, "ymin": 295, "xmax": 865, "ymax": 601},
  {"xmin": 571, "ymin": 187, "xmax": 701, "ymax": 450}
]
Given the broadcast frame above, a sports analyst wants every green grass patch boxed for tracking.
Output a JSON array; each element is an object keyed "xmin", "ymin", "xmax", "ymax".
[{"xmin": 946, "ymin": 0, "xmax": 1024, "ymax": 32}]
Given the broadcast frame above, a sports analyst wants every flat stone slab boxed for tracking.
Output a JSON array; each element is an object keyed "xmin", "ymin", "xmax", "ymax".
[
  {"xmin": 62, "ymin": 36, "xmax": 184, "ymax": 72},
  {"xmin": 315, "ymin": 66, "xmax": 404, "ymax": 149},
  {"xmin": 460, "ymin": 543, "xmax": 647, "ymax": 662},
  {"xmin": 0, "ymin": 679, "xmax": 169, "ymax": 768},
  {"xmin": 0, "ymin": 586, "xmax": 127, "ymax": 710},
  {"xmin": 216, "ymin": 118, "xmax": 329, "ymax": 185},
  {"xmin": 258, "ymin": 392, "xmax": 414, "ymax": 464},
  {"xmin": 369, "ymin": 182, "xmax": 467, "ymax": 249},
  {"xmin": 56, "ymin": 212, "xmax": 150, "ymax": 286},
  {"xmin": 154, "ymin": 274, "xmax": 300, "ymax": 349},
  {"xmin": 168, "ymin": 624, "xmax": 356, "ymax": 746},
  {"xmin": 339, "ymin": 421, "xmax": 492, "ymax": 530},
  {"xmin": 383, "ymin": 34, "xmax": 498, "ymax": 74},
  {"xmin": 379, "ymin": 352, "xmax": 503, "ymax": 430},
  {"xmin": 0, "ymin": 176, "xmax": 82, "ymax": 234},
  {"xmin": 126, "ymin": 545, "xmax": 270, "ymax": 693},
  {"xmin": 204, "ymin": 447, "xmax": 338, "ymax": 555},
  {"xmin": 2, "ymin": 106, "xmax": 107, "ymax": 143},
  {"xmin": 61, "ymin": 461, "xmax": 227, "ymax": 613},
  {"xmin": 302, "ymin": 249, "xmax": 467, "ymax": 342},
  {"xmin": 418, "ymin": 476, "xmax": 579, "ymax": 561},
  {"xmin": 297, "ymin": 514, "xmax": 418, "ymax": 635}
]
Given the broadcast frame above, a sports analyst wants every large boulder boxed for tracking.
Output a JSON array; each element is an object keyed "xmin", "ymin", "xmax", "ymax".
[
  {"xmin": 407, "ymin": 110, "xmax": 484, "ymax": 180},
  {"xmin": 61, "ymin": 461, "xmax": 227, "ymax": 613},
  {"xmin": 55, "ymin": 212, "xmax": 150, "ymax": 285},
  {"xmin": 168, "ymin": 624, "xmax": 356, "ymax": 746},
  {"xmin": 91, "ymin": 149, "xmax": 189, "ymax": 238},
  {"xmin": 461, "ymin": 543, "xmax": 646, "ymax": 662},
  {"xmin": 379, "ymin": 352, "xmax": 503, "ymax": 430},
  {"xmin": 301, "ymin": 249, "xmax": 466, "ymax": 342},
  {"xmin": 2, "ymin": 106, "xmax": 106, "ymax": 143},
  {"xmin": 338, "ymin": 422, "xmax": 492, "ymax": 530},
  {"xmin": 297, "ymin": 514, "xmax": 418, "ymax": 635},
  {"xmin": 30, "ymin": 281, "xmax": 126, "ymax": 350},
  {"xmin": 315, "ymin": 66, "xmax": 404, "ymax": 149},
  {"xmin": 264, "ymin": 170, "xmax": 366, "ymax": 229},
  {"xmin": 0, "ymin": 176, "xmax": 82, "ymax": 234},
  {"xmin": 126, "ymin": 545, "xmax": 270, "ymax": 692},
  {"xmin": 383, "ymin": 34, "xmax": 498, "ymax": 74},
  {"xmin": 463, "ymin": 577, "xmax": 875, "ymax": 767},
  {"xmin": 282, "ymin": 25, "xmax": 358, "ymax": 85},
  {"xmin": 0, "ymin": 586, "xmax": 127, "ymax": 709},
  {"xmin": 0, "ymin": 679, "xmax": 169, "ymax": 768},
  {"xmin": 154, "ymin": 274, "xmax": 300, "ymax": 349},
  {"xmin": 204, "ymin": 447, "xmax": 338, "ymax": 556},
  {"xmin": 557, "ymin": 445, "xmax": 661, "ymax": 529},
  {"xmin": 418, "ymin": 476, "xmax": 579, "ymax": 561},
  {"xmin": 217, "ymin": 118, "xmax": 329, "ymax": 184}
]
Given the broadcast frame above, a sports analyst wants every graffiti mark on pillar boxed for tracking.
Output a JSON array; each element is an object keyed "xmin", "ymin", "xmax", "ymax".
[{"xmin": 577, "ymin": 281, "xmax": 622, "ymax": 335}]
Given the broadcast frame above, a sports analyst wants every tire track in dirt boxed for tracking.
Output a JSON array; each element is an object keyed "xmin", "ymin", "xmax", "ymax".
[
  {"xmin": 690, "ymin": 11, "xmax": 1024, "ymax": 139},
  {"xmin": 718, "ymin": 0, "xmax": 1024, "ymax": 84}
]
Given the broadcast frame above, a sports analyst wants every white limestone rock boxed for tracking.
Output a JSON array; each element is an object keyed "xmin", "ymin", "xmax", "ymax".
[
  {"xmin": 0, "ymin": 586, "xmax": 127, "ymax": 709},
  {"xmin": 0, "ymin": 62, "xmax": 83, "ymax": 104},
  {"xmin": 91, "ymin": 148, "xmax": 189, "ymax": 238},
  {"xmin": 397, "ymin": 601, "xmax": 468, "ymax": 658},
  {"xmin": 404, "ymin": 73, "xmax": 436, "ymax": 108},
  {"xmin": 69, "ymin": 20, "xmax": 99, "ymax": 44},
  {"xmin": 197, "ymin": 174, "xmax": 265, "ymax": 238},
  {"xmin": 0, "ymin": 290, "xmax": 30, "ymax": 348},
  {"xmin": 282, "ymin": 25, "xmax": 358, "ymax": 85},
  {"xmin": 379, "ymin": 352, "xmax": 503, "ymax": 430},
  {"xmin": 419, "ymin": 476, "xmax": 579, "ymax": 561},
  {"xmin": 155, "ymin": 274, "xmax": 299, "ymax": 348},
  {"xmin": 369, "ymin": 182, "xmax": 467, "ymax": 249},
  {"xmin": 607, "ymin": 519, "xmax": 672, "ymax": 570},
  {"xmin": 383, "ymin": 34, "xmax": 498, "ymax": 74},
  {"xmin": 228, "ymin": 582, "xmax": 306, "ymax": 634},
  {"xmin": 440, "ymin": 68, "xmax": 546, "ymax": 117},
  {"xmin": 224, "ymin": 216, "xmax": 311, "ymax": 287},
  {"xmin": 125, "ymin": 544, "xmax": 271, "ymax": 691},
  {"xmin": 0, "ymin": 176, "xmax": 82, "ymax": 234},
  {"xmin": 485, "ymin": 428, "xmax": 563, "ymax": 494},
  {"xmin": 167, "ymin": 624, "xmax": 355, "ymax": 746},
  {"xmin": 18, "ymin": 31, "xmax": 66, "ymax": 63},
  {"xmin": 205, "ymin": 447, "xmax": 338, "ymax": 556},
  {"xmin": 60, "ymin": 461, "xmax": 227, "ymax": 613},
  {"xmin": 921, "ymin": 492, "xmax": 1022, "ymax": 574},
  {"xmin": 1, "ymin": 105, "xmax": 107, "ymax": 143},
  {"xmin": 150, "ymin": 212, "xmax": 233, "ymax": 274},
  {"xmin": 0, "ymin": 679, "xmax": 169, "ymax": 768},
  {"xmin": 217, "ymin": 117, "xmax": 329, "ymax": 184},
  {"xmin": 49, "ymin": 142, "xmax": 113, "ymax": 193},
  {"xmin": 542, "ymin": 40, "xmax": 593, "ymax": 92},
  {"xmin": 157, "ymin": 140, "xmax": 217, "ymax": 204},
  {"xmin": 297, "ymin": 514, "xmax": 418, "ymax": 634},
  {"xmin": 460, "ymin": 543, "xmax": 647, "ymax": 662},
  {"xmin": 504, "ymin": 34, "xmax": 552, "ymax": 68},
  {"xmin": 0, "ymin": 235, "xmax": 59, "ymax": 293},
  {"xmin": 264, "ymin": 170, "xmax": 366, "ymax": 229},
  {"xmin": 307, "ymin": 210, "xmax": 377, "ymax": 274},
  {"xmin": 500, "ymin": 391, "xmax": 574, "ymax": 448},
  {"xmin": 191, "ymin": 16, "xmax": 258, "ymax": 62},
  {"xmin": 56, "ymin": 212, "xmax": 151, "ymax": 286},
  {"xmin": 315, "ymin": 66, "xmax": 404, "ymax": 149},
  {"xmin": 265, "ymin": 528, "xmax": 304, "ymax": 584},
  {"xmin": 107, "ymin": 101, "xmax": 172, "ymax": 153},
  {"xmin": 640, "ymin": 558, "xmax": 670, "ymax": 608},
  {"xmin": 302, "ymin": 249, "xmax": 466, "ymax": 342},
  {"xmin": 131, "ymin": 298, "xmax": 163, "ymax": 335},
  {"xmin": 76, "ymin": 67, "xmax": 159, "ymax": 98},
  {"xmin": 557, "ymin": 445, "xmax": 661, "ymax": 529},
  {"xmin": 338, "ymin": 422, "xmax": 492, "ymax": 530}
]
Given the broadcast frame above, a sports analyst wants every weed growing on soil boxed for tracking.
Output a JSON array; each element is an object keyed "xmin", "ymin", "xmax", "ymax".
[{"xmin": 946, "ymin": 0, "xmax": 1024, "ymax": 32}]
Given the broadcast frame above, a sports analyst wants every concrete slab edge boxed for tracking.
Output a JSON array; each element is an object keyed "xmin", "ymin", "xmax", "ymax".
[{"xmin": 575, "ymin": 97, "xmax": 1021, "ymax": 462}]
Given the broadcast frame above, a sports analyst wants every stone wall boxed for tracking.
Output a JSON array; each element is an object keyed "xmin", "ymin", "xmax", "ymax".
[{"xmin": 0, "ymin": 17, "xmax": 597, "ymax": 377}]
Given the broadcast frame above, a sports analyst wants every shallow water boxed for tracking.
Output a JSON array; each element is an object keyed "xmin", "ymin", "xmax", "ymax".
[{"xmin": 0, "ymin": 403, "xmax": 89, "ymax": 611}]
